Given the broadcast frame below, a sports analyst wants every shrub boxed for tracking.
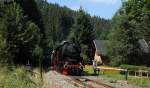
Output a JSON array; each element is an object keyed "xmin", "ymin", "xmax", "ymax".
[{"xmin": 120, "ymin": 64, "xmax": 150, "ymax": 71}]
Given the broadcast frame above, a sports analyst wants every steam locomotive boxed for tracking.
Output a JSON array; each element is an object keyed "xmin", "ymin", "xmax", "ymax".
[{"xmin": 51, "ymin": 41, "xmax": 84, "ymax": 75}]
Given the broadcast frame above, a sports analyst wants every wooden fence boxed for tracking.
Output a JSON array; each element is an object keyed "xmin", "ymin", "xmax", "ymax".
[{"xmin": 97, "ymin": 67, "xmax": 150, "ymax": 79}]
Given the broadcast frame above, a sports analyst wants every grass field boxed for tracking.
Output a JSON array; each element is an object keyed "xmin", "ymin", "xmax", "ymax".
[
  {"xmin": 84, "ymin": 65, "xmax": 150, "ymax": 88},
  {"xmin": 0, "ymin": 66, "xmax": 42, "ymax": 88}
]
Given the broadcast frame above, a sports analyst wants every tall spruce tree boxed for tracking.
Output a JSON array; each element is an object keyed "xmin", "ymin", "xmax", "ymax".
[
  {"xmin": 0, "ymin": 2, "xmax": 40, "ymax": 65},
  {"xmin": 68, "ymin": 8, "xmax": 94, "ymax": 62},
  {"xmin": 0, "ymin": 2, "xmax": 11, "ymax": 64},
  {"xmin": 69, "ymin": 8, "xmax": 94, "ymax": 44},
  {"xmin": 91, "ymin": 16, "xmax": 111, "ymax": 40}
]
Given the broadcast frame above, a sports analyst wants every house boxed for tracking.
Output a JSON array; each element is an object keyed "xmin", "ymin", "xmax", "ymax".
[
  {"xmin": 138, "ymin": 39, "xmax": 149, "ymax": 53},
  {"xmin": 91, "ymin": 40, "xmax": 108, "ymax": 63}
]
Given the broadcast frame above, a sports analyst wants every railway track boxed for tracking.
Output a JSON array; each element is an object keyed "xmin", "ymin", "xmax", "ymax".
[
  {"xmin": 46, "ymin": 71, "xmax": 142, "ymax": 88},
  {"xmin": 67, "ymin": 76, "xmax": 114, "ymax": 88},
  {"xmin": 48, "ymin": 71, "xmax": 114, "ymax": 88}
]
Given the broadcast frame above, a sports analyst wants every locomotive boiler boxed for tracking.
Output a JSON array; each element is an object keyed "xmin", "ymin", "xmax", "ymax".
[{"xmin": 51, "ymin": 41, "xmax": 84, "ymax": 75}]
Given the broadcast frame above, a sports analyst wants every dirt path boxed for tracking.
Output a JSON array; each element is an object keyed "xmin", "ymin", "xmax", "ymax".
[
  {"xmin": 44, "ymin": 71, "xmax": 78, "ymax": 88},
  {"xmin": 44, "ymin": 71, "xmax": 142, "ymax": 88}
]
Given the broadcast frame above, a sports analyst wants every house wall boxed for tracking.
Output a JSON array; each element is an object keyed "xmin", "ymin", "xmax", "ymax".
[{"xmin": 94, "ymin": 52, "xmax": 102, "ymax": 63}]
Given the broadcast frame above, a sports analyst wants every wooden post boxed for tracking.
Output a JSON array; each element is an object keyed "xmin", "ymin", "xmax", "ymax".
[
  {"xmin": 139, "ymin": 70, "xmax": 142, "ymax": 77},
  {"xmin": 102, "ymin": 70, "xmax": 104, "ymax": 75},
  {"xmin": 125, "ymin": 69, "xmax": 128, "ymax": 80},
  {"xmin": 128, "ymin": 70, "xmax": 129, "ymax": 77},
  {"xmin": 141, "ymin": 70, "xmax": 143, "ymax": 77}
]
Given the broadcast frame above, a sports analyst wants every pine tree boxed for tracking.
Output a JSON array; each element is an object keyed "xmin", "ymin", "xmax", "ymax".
[
  {"xmin": 69, "ymin": 8, "xmax": 94, "ymax": 44},
  {"xmin": 0, "ymin": 2, "xmax": 40, "ymax": 65},
  {"xmin": 68, "ymin": 8, "xmax": 94, "ymax": 61}
]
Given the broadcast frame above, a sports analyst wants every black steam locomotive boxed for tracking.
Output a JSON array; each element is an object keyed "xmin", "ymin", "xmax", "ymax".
[{"xmin": 51, "ymin": 41, "xmax": 84, "ymax": 75}]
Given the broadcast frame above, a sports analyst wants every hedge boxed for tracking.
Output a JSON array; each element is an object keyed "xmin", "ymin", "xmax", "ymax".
[{"xmin": 120, "ymin": 64, "xmax": 150, "ymax": 71}]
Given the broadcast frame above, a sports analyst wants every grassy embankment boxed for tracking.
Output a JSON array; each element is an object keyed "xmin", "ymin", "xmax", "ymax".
[
  {"xmin": 0, "ymin": 66, "xmax": 49, "ymax": 88},
  {"xmin": 84, "ymin": 65, "xmax": 150, "ymax": 88}
]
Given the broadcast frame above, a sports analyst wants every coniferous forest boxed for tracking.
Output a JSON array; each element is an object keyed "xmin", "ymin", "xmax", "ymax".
[
  {"xmin": 0, "ymin": 0, "xmax": 111, "ymax": 67},
  {"xmin": 0, "ymin": 0, "xmax": 150, "ymax": 68},
  {"xmin": 0, "ymin": 0, "xmax": 150, "ymax": 88}
]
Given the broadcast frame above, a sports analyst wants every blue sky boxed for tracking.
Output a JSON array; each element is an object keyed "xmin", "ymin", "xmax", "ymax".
[{"xmin": 47, "ymin": 0, "xmax": 122, "ymax": 19}]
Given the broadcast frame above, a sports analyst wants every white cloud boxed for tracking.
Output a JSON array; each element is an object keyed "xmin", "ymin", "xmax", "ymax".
[{"xmin": 79, "ymin": 0, "xmax": 118, "ymax": 5}]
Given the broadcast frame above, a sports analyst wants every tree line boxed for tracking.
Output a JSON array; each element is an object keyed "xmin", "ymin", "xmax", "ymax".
[
  {"xmin": 108, "ymin": 0, "xmax": 150, "ymax": 66},
  {"xmin": 0, "ymin": 0, "xmax": 110, "ymax": 67},
  {"xmin": 1, "ymin": 0, "xmax": 148, "ymax": 67}
]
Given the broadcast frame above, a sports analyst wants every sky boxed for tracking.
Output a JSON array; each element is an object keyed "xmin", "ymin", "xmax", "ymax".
[{"xmin": 47, "ymin": 0, "xmax": 122, "ymax": 19}]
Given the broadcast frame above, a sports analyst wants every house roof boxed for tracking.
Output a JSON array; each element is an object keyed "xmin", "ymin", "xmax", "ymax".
[
  {"xmin": 138, "ymin": 39, "xmax": 149, "ymax": 53},
  {"xmin": 93, "ymin": 40, "xmax": 108, "ymax": 55}
]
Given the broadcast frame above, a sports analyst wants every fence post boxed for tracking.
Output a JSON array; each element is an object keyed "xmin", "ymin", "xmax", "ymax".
[{"xmin": 125, "ymin": 69, "xmax": 128, "ymax": 80}]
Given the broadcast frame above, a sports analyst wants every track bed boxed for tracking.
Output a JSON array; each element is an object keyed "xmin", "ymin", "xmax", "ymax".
[{"xmin": 45, "ymin": 71, "xmax": 142, "ymax": 88}]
